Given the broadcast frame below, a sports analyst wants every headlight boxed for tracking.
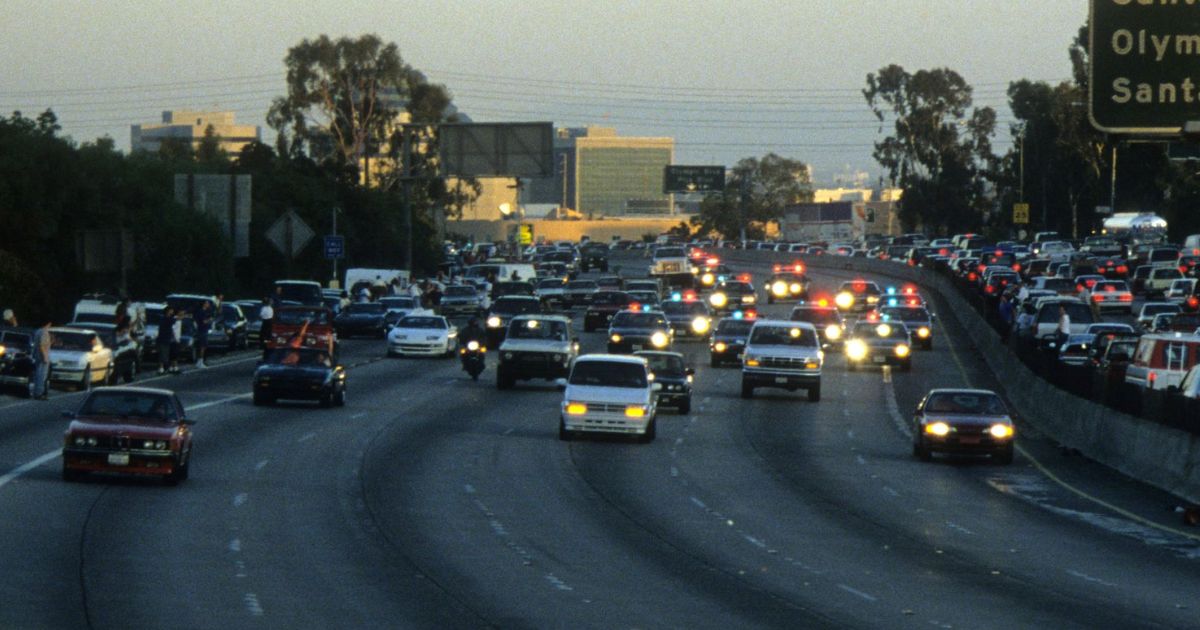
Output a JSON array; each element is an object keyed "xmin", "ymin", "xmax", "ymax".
[
  {"xmin": 713, "ymin": 342, "xmax": 728, "ymax": 352},
  {"xmin": 650, "ymin": 331, "xmax": 669, "ymax": 348},
  {"xmin": 624, "ymin": 406, "xmax": 647, "ymax": 418},
  {"xmin": 789, "ymin": 282, "xmax": 802, "ymax": 294},
  {"xmin": 565, "ymin": 402, "xmax": 588, "ymax": 415},
  {"xmin": 771, "ymin": 281, "xmax": 788, "ymax": 297},
  {"xmin": 611, "ymin": 334, "xmax": 623, "ymax": 343},
  {"xmin": 486, "ymin": 316, "xmax": 502, "ymax": 328},
  {"xmin": 741, "ymin": 295, "xmax": 756, "ymax": 304},
  {"xmin": 701, "ymin": 273, "xmax": 715, "ymax": 285},
  {"xmin": 691, "ymin": 317, "xmax": 710, "ymax": 334},
  {"xmin": 846, "ymin": 340, "xmax": 868, "ymax": 361},
  {"xmin": 86, "ymin": 436, "xmax": 98, "ymax": 446},
  {"xmin": 867, "ymin": 296, "xmax": 880, "ymax": 304},
  {"xmin": 876, "ymin": 324, "xmax": 892, "ymax": 337},
  {"xmin": 917, "ymin": 326, "xmax": 931, "ymax": 338},
  {"xmin": 73, "ymin": 436, "xmax": 86, "ymax": 446},
  {"xmin": 989, "ymin": 424, "xmax": 1014, "ymax": 439},
  {"xmin": 824, "ymin": 325, "xmax": 842, "ymax": 340},
  {"xmin": 895, "ymin": 344, "xmax": 911, "ymax": 358},
  {"xmin": 709, "ymin": 293, "xmax": 728, "ymax": 307},
  {"xmin": 143, "ymin": 440, "xmax": 155, "ymax": 449},
  {"xmin": 925, "ymin": 422, "xmax": 951, "ymax": 436},
  {"xmin": 835, "ymin": 292, "xmax": 854, "ymax": 309},
  {"xmin": 466, "ymin": 340, "xmax": 480, "ymax": 351}
]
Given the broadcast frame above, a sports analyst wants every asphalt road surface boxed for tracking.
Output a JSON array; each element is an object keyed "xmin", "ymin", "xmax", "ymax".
[{"xmin": 0, "ymin": 251, "xmax": 1197, "ymax": 629}]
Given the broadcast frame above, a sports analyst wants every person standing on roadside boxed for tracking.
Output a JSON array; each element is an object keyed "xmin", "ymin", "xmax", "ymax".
[
  {"xmin": 157, "ymin": 306, "xmax": 177, "ymax": 374},
  {"xmin": 1056, "ymin": 305, "xmax": 1071, "ymax": 348},
  {"xmin": 998, "ymin": 294, "xmax": 1014, "ymax": 341},
  {"xmin": 194, "ymin": 301, "xmax": 212, "ymax": 368},
  {"xmin": 31, "ymin": 320, "xmax": 51, "ymax": 399},
  {"xmin": 259, "ymin": 296, "xmax": 274, "ymax": 349}
]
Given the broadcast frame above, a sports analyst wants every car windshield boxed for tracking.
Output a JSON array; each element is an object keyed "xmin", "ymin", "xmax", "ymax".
[
  {"xmin": 536, "ymin": 280, "xmax": 563, "ymax": 290},
  {"xmin": 591, "ymin": 292, "xmax": 630, "ymax": 306},
  {"xmin": 638, "ymin": 353, "xmax": 684, "ymax": 375},
  {"xmin": 569, "ymin": 361, "xmax": 648, "ymax": 388},
  {"xmin": 74, "ymin": 312, "xmax": 115, "ymax": 324},
  {"xmin": 263, "ymin": 348, "xmax": 333, "ymax": 367},
  {"xmin": 237, "ymin": 305, "xmax": 262, "ymax": 322},
  {"xmin": 445, "ymin": 286, "xmax": 476, "ymax": 297},
  {"xmin": 566, "ymin": 281, "xmax": 597, "ymax": 290},
  {"xmin": 1037, "ymin": 303, "xmax": 1094, "ymax": 324},
  {"xmin": 655, "ymin": 247, "xmax": 685, "ymax": 258},
  {"xmin": 790, "ymin": 308, "xmax": 841, "ymax": 326},
  {"xmin": 612, "ymin": 312, "xmax": 668, "ymax": 328},
  {"xmin": 509, "ymin": 319, "xmax": 568, "ymax": 340},
  {"xmin": 79, "ymin": 391, "xmax": 176, "ymax": 421},
  {"xmin": 51, "ymin": 331, "xmax": 97, "ymax": 351},
  {"xmin": 1143, "ymin": 304, "xmax": 1181, "ymax": 317},
  {"xmin": 275, "ymin": 308, "xmax": 331, "ymax": 326},
  {"xmin": 881, "ymin": 308, "xmax": 929, "ymax": 322},
  {"xmin": 852, "ymin": 322, "xmax": 909, "ymax": 339},
  {"xmin": 397, "ymin": 317, "xmax": 445, "ymax": 329},
  {"xmin": 749, "ymin": 325, "xmax": 818, "ymax": 346},
  {"xmin": 275, "ymin": 283, "xmax": 323, "ymax": 305},
  {"xmin": 493, "ymin": 299, "xmax": 540, "ymax": 315},
  {"xmin": 626, "ymin": 282, "xmax": 658, "ymax": 291},
  {"xmin": 346, "ymin": 303, "xmax": 385, "ymax": 314},
  {"xmin": 715, "ymin": 319, "xmax": 755, "ymax": 336},
  {"xmin": 1040, "ymin": 278, "xmax": 1073, "ymax": 292},
  {"xmin": 924, "ymin": 392, "xmax": 1007, "ymax": 415},
  {"xmin": 661, "ymin": 301, "xmax": 708, "ymax": 316},
  {"xmin": 1094, "ymin": 281, "xmax": 1128, "ymax": 292}
]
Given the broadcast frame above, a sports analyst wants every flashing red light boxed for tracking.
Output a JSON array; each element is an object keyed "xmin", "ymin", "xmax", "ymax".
[
  {"xmin": 629, "ymin": 303, "xmax": 642, "ymax": 312},
  {"xmin": 984, "ymin": 285, "xmax": 995, "ymax": 294},
  {"xmin": 1076, "ymin": 284, "xmax": 1085, "ymax": 293},
  {"xmin": 1182, "ymin": 266, "xmax": 1189, "ymax": 275},
  {"xmin": 744, "ymin": 309, "xmax": 758, "ymax": 320},
  {"xmin": 907, "ymin": 298, "xmax": 919, "ymax": 306},
  {"xmin": 706, "ymin": 257, "xmax": 719, "ymax": 266},
  {"xmin": 1104, "ymin": 285, "xmax": 1116, "ymax": 292},
  {"xmin": 683, "ymin": 291, "xmax": 697, "ymax": 302},
  {"xmin": 939, "ymin": 248, "xmax": 950, "ymax": 256},
  {"xmin": 994, "ymin": 249, "xmax": 1003, "ymax": 256},
  {"xmin": 816, "ymin": 298, "xmax": 829, "ymax": 307},
  {"xmin": 1188, "ymin": 296, "xmax": 1199, "ymax": 308},
  {"xmin": 902, "ymin": 286, "xmax": 916, "ymax": 294},
  {"xmin": 967, "ymin": 272, "xmax": 978, "ymax": 281},
  {"xmin": 1093, "ymin": 295, "xmax": 1105, "ymax": 302},
  {"xmin": 738, "ymin": 273, "xmax": 751, "ymax": 283},
  {"xmin": 773, "ymin": 264, "xmax": 782, "ymax": 273},
  {"xmin": 1117, "ymin": 265, "xmax": 1128, "ymax": 274},
  {"xmin": 866, "ymin": 312, "xmax": 880, "ymax": 322},
  {"xmin": 1086, "ymin": 279, "xmax": 1098, "ymax": 288},
  {"xmin": 793, "ymin": 263, "xmax": 804, "ymax": 273},
  {"xmin": 1013, "ymin": 263, "xmax": 1022, "ymax": 272},
  {"xmin": 852, "ymin": 281, "xmax": 866, "ymax": 292}
]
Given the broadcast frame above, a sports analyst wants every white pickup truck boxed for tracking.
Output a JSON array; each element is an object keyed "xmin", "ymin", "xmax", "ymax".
[{"xmin": 648, "ymin": 246, "xmax": 690, "ymax": 277}]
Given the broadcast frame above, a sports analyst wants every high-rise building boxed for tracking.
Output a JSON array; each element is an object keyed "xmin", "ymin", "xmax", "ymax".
[
  {"xmin": 527, "ymin": 126, "xmax": 674, "ymax": 217},
  {"xmin": 131, "ymin": 111, "xmax": 260, "ymax": 155}
]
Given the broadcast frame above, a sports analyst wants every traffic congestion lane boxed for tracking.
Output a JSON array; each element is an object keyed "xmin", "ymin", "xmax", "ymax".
[{"xmin": 0, "ymin": 338, "xmax": 485, "ymax": 629}]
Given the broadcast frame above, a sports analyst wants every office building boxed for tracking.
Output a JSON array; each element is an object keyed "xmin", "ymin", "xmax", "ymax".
[
  {"xmin": 527, "ymin": 127, "xmax": 674, "ymax": 217},
  {"xmin": 132, "ymin": 110, "xmax": 260, "ymax": 155}
]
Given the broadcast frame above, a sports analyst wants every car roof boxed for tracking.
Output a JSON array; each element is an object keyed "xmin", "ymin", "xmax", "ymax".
[
  {"xmin": 87, "ymin": 385, "xmax": 176, "ymax": 396},
  {"xmin": 574, "ymin": 354, "xmax": 648, "ymax": 366},
  {"xmin": 751, "ymin": 319, "xmax": 817, "ymax": 330},
  {"xmin": 925, "ymin": 388, "xmax": 1000, "ymax": 396},
  {"xmin": 633, "ymin": 350, "xmax": 684, "ymax": 359},
  {"xmin": 512, "ymin": 314, "xmax": 571, "ymax": 324}
]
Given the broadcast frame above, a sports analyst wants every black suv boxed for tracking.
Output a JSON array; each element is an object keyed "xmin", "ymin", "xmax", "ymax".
[{"xmin": 579, "ymin": 244, "xmax": 610, "ymax": 273}]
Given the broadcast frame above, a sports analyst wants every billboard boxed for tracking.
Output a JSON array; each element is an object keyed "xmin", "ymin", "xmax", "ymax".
[{"xmin": 439, "ymin": 123, "xmax": 555, "ymax": 178}]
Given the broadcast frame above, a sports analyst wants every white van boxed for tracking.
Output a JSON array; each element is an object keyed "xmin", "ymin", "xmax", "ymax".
[
  {"xmin": 464, "ymin": 263, "xmax": 537, "ymax": 286},
  {"xmin": 344, "ymin": 268, "xmax": 410, "ymax": 295}
]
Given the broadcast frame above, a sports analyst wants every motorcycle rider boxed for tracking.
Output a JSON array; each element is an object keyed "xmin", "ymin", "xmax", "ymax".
[{"xmin": 459, "ymin": 316, "xmax": 486, "ymax": 350}]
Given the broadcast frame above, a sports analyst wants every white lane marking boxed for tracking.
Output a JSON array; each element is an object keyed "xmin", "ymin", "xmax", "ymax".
[
  {"xmin": 1066, "ymin": 569, "xmax": 1118, "ymax": 588},
  {"xmin": 883, "ymin": 377, "xmax": 912, "ymax": 440},
  {"xmin": 228, "ymin": 539, "xmax": 241, "ymax": 552},
  {"xmin": 189, "ymin": 392, "xmax": 251, "ymax": 411},
  {"xmin": 846, "ymin": 429, "xmax": 855, "ymax": 439},
  {"xmin": 503, "ymin": 428, "xmax": 514, "ymax": 436},
  {"xmin": 837, "ymin": 583, "xmax": 878, "ymax": 602},
  {"xmin": 463, "ymin": 484, "xmax": 476, "ymax": 494},
  {"xmin": 0, "ymin": 399, "xmax": 35, "ymax": 412},
  {"xmin": 744, "ymin": 535, "xmax": 767, "ymax": 549},
  {"xmin": 882, "ymin": 486, "xmax": 900, "ymax": 497},
  {"xmin": 690, "ymin": 496, "xmax": 707, "ymax": 509},
  {"xmin": 855, "ymin": 455, "xmax": 867, "ymax": 466},
  {"xmin": 0, "ymin": 451, "xmax": 59, "ymax": 490},
  {"xmin": 545, "ymin": 574, "xmax": 574, "ymax": 591},
  {"xmin": 234, "ymin": 559, "xmax": 247, "ymax": 578},
  {"xmin": 670, "ymin": 466, "xmax": 679, "ymax": 478},
  {"xmin": 945, "ymin": 521, "xmax": 975, "ymax": 536},
  {"xmin": 350, "ymin": 412, "xmax": 366, "ymax": 419},
  {"xmin": 243, "ymin": 593, "xmax": 264, "ymax": 616},
  {"xmin": 297, "ymin": 432, "xmax": 316, "ymax": 443},
  {"xmin": 233, "ymin": 493, "xmax": 248, "ymax": 507},
  {"xmin": 881, "ymin": 366, "xmax": 892, "ymax": 384},
  {"xmin": 254, "ymin": 460, "xmax": 269, "ymax": 472}
]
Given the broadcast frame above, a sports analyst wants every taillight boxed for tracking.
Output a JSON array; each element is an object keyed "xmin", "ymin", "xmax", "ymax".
[
  {"xmin": 1188, "ymin": 296, "xmax": 1200, "ymax": 309},
  {"xmin": 1182, "ymin": 266, "xmax": 1189, "ymax": 274},
  {"xmin": 1013, "ymin": 263, "xmax": 1022, "ymax": 272},
  {"xmin": 968, "ymin": 272, "xmax": 978, "ymax": 281},
  {"xmin": 984, "ymin": 285, "xmax": 995, "ymax": 294},
  {"xmin": 1120, "ymin": 294, "xmax": 1133, "ymax": 302}
]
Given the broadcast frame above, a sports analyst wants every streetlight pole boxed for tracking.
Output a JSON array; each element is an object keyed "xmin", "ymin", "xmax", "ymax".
[{"xmin": 331, "ymin": 206, "xmax": 341, "ymax": 288}]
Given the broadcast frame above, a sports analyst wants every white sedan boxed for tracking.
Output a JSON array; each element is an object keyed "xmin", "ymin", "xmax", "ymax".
[{"xmin": 386, "ymin": 315, "xmax": 458, "ymax": 357}]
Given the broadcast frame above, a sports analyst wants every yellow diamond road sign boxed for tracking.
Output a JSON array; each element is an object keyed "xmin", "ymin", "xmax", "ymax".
[
  {"xmin": 518, "ymin": 223, "xmax": 533, "ymax": 245},
  {"xmin": 1013, "ymin": 203, "xmax": 1030, "ymax": 225}
]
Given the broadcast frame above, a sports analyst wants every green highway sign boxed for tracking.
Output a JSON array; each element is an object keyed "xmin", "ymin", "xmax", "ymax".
[
  {"xmin": 1090, "ymin": 1, "xmax": 1200, "ymax": 134},
  {"xmin": 663, "ymin": 165, "xmax": 725, "ymax": 194}
]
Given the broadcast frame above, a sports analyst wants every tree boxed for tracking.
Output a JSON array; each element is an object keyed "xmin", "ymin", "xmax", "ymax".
[
  {"xmin": 864, "ymin": 65, "xmax": 997, "ymax": 234},
  {"xmin": 691, "ymin": 153, "xmax": 813, "ymax": 239},
  {"xmin": 196, "ymin": 124, "xmax": 228, "ymax": 167}
]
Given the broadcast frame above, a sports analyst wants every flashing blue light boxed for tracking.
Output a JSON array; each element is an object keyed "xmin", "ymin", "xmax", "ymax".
[
  {"xmin": 888, "ymin": 298, "xmax": 899, "ymax": 306},
  {"xmin": 717, "ymin": 275, "xmax": 727, "ymax": 283},
  {"xmin": 887, "ymin": 287, "xmax": 897, "ymax": 295},
  {"xmin": 732, "ymin": 310, "xmax": 744, "ymax": 320},
  {"xmin": 671, "ymin": 292, "xmax": 682, "ymax": 302}
]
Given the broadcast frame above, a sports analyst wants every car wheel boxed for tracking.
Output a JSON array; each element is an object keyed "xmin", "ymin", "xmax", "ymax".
[
  {"xmin": 558, "ymin": 418, "xmax": 574, "ymax": 441},
  {"xmin": 808, "ymin": 385, "xmax": 821, "ymax": 403},
  {"xmin": 678, "ymin": 398, "xmax": 691, "ymax": 415},
  {"xmin": 995, "ymin": 446, "xmax": 1015, "ymax": 465},
  {"xmin": 740, "ymin": 379, "xmax": 754, "ymax": 399},
  {"xmin": 638, "ymin": 418, "xmax": 656, "ymax": 443},
  {"xmin": 62, "ymin": 465, "xmax": 82, "ymax": 482},
  {"xmin": 320, "ymin": 390, "xmax": 335, "ymax": 408},
  {"xmin": 166, "ymin": 456, "xmax": 189, "ymax": 485},
  {"xmin": 123, "ymin": 360, "xmax": 136, "ymax": 383},
  {"xmin": 847, "ymin": 361, "xmax": 857, "ymax": 372},
  {"xmin": 913, "ymin": 439, "xmax": 933, "ymax": 462}
]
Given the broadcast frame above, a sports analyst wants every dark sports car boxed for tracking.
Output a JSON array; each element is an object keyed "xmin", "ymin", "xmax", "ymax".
[
  {"xmin": 253, "ymin": 347, "xmax": 346, "ymax": 407},
  {"xmin": 334, "ymin": 302, "xmax": 389, "ymax": 338}
]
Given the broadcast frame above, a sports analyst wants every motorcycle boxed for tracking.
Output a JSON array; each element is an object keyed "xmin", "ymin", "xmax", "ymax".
[{"xmin": 459, "ymin": 340, "xmax": 486, "ymax": 380}]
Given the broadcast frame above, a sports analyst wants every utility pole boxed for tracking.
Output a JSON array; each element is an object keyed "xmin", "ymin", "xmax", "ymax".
[
  {"xmin": 1110, "ymin": 141, "xmax": 1119, "ymax": 214},
  {"xmin": 331, "ymin": 206, "xmax": 341, "ymax": 288},
  {"xmin": 738, "ymin": 175, "xmax": 750, "ymax": 244}
]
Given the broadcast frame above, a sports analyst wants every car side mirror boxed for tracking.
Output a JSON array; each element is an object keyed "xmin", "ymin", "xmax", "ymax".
[
  {"xmin": 685, "ymin": 367, "xmax": 695, "ymax": 376},
  {"xmin": 554, "ymin": 378, "xmax": 567, "ymax": 391}
]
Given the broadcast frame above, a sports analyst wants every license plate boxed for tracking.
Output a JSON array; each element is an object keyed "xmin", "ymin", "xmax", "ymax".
[
  {"xmin": 107, "ymin": 453, "xmax": 130, "ymax": 466},
  {"xmin": 632, "ymin": 344, "xmax": 643, "ymax": 351},
  {"xmin": 959, "ymin": 436, "xmax": 980, "ymax": 445},
  {"xmin": 775, "ymin": 376, "xmax": 788, "ymax": 384},
  {"xmin": 873, "ymin": 356, "xmax": 886, "ymax": 364}
]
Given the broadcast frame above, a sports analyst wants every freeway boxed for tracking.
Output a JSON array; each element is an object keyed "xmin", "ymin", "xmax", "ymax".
[{"xmin": 0, "ymin": 251, "xmax": 1197, "ymax": 628}]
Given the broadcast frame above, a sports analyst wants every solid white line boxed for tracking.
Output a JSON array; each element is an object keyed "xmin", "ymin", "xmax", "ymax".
[
  {"xmin": 0, "ymin": 451, "xmax": 59, "ymax": 490},
  {"xmin": 837, "ymin": 583, "xmax": 878, "ymax": 602}
]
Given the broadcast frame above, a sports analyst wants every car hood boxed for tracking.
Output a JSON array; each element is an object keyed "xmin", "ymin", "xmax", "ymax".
[
  {"xmin": 712, "ymin": 333, "xmax": 749, "ymax": 343},
  {"xmin": 610, "ymin": 326, "xmax": 669, "ymax": 337},
  {"xmin": 922, "ymin": 413, "xmax": 1011, "ymax": 428},
  {"xmin": 337, "ymin": 313, "xmax": 384, "ymax": 322},
  {"xmin": 50, "ymin": 349, "xmax": 98, "ymax": 362},
  {"xmin": 500, "ymin": 339, "xmax": 570, "ymax": 353},
  {"xmin": 69, "ymin": 418, "xmax": 178, "ymax": 440},
  {"xmin": 389, "ymin": 328, "xmax": 448, "ymax": 340},
  {"xmin": 564, "ymin": 384, "xmax": 651, "ymax": 406},
  {"xmin": 745, "ymin": 345, "xmax": 820, "ymax": 359}
]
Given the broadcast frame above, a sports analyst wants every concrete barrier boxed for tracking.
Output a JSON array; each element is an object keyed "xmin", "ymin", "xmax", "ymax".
[{"xmin": 723, "ymin": 249, "xmax": 1200, "ymax": 503}]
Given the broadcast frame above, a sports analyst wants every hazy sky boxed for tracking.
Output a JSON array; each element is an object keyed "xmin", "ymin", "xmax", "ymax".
[{"xmin": 1, "ymin": 1, "xmax": 1085, "ymax": 184}]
